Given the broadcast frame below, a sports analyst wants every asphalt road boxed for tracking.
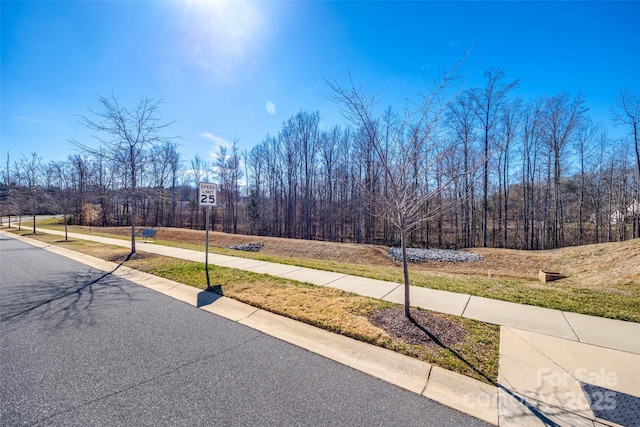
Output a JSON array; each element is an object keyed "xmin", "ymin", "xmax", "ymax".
[{"xmin": 0, "ymin": 233, "xmax": 490, "ymax": 426}]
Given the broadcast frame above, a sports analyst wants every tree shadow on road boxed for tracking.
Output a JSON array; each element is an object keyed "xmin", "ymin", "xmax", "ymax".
[{"xmin": 1, "ymin": 261, "xmax": 137, "ymax": 327}]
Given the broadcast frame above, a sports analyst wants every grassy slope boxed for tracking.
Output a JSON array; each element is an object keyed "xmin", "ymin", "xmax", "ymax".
[{"xmin": 30, "ymin": 221, "xmax": 640, "ymax": 322}]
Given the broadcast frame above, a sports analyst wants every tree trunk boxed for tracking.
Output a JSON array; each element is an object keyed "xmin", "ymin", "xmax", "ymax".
[{"xmin": 400, "ymin": 222, "xmax": 411, "ymax": 318}]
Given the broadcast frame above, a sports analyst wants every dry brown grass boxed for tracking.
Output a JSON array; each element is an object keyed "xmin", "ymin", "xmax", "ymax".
[
  {"xmin": 549, "ymin": 239, "xmax": 640, "ymax": 289},
  {"xmin": 125, "ymin": 226, "xmax": 639, "ymax": 287}
]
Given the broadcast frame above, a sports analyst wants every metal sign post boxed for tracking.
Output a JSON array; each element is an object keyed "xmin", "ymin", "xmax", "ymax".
[
  {"xmin": 198, "ymin": 182, "xmax": 217, "ymax": 289},
  {"xmin": 205, "ymin": 205, "xmax": 211, "ymax": 286}
]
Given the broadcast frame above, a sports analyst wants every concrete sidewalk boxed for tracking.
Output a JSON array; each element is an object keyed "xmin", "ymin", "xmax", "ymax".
[{"xmin": 4, "ymin": 227, "xmax": 639, "ymax": 426}]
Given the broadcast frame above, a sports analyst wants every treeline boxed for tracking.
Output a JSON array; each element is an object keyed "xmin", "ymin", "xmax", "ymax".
[{"xmin": 1, "ymin": 74, "xmax": 639, "ymax": 250}]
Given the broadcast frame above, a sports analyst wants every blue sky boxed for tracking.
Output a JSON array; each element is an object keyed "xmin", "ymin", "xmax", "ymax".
[{"xmin": 2, "ymin": 1, "xmax": 638, "ymax": 165}]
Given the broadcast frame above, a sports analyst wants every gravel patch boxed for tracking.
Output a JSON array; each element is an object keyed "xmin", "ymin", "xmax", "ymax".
[
  {"xmin": 228, "ymin": 242, "xmax": 264, "ymax": 252},
  {"xmin": 389, "ymin": 247, "xmax": 483, "ymax": 263}
]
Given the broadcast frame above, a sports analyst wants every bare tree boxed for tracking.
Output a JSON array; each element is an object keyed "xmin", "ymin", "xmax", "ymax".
[
  {"xmin": 611, "ymin": 88, "xmax": 640, "ymax": 238},
  {"xmin": 245, "ymin": 141, "xmax": 268, "ymax": 234},
  {"xmin": 67, "ymin": 154, "xmax": 90, "ymax": 225},
  {"xmin": 470, "ymin": 69, "xmax": 519, "ymax": 247},
  {"xmin": 520, "ymin": 97, "xmax": 546, "ymax": 249},
  {"xmin": 329, "ymin": 56, "xmax": 470, "ymax": 318},
  {"xmin": 73, "ymin": 93, "xmax": 173, "ymax": 253},
  {"xmin": 50, "ymin": 160, "xmax": 73, "ymax": 240},
  {"xmin": 279, "ymin": 117, "xmax": 301, "ymax": 238},
  {"xmin": 496, "ymin": 97, "xmax": 522, "ymax": 247},
  {"xmin": 297, "ymin": 111, "xmax": 320, "ymax": 240},
  {"xmin": 264, "ymin": 134, "xmax": 284, "ymax": 237},
  {"xmin": 542, "ymin": 92, "xmax": 587, "ymax": 248},
  {"xmin": 18, "ymin": 152, "xmax": 42, "ymax": 234},
  {"xmin": 147, "ymin": 141, "xmax": 180, "ymax": 227},
  {"xmin": 585, "ymin": 127, "xmax": 612, "ymax": 243},
  {"xmin": 229, "ymin": 139, "xmax": 243, "ymax": 234},
  {"xmin": 318, "ymin": 126, "xmax": 344, "ymax": 241},
  {"xmin": 611, "ymin": 88, "xmax": 640, "ymax": 182},
  {"xmin": 446, "ymin": 90, "xmax": 478, "ymax": 247},
  {"xmin": 574, "ymin": 120, "xmax": 598, "ymax": 244},
  {"xmin": 215, "ymin": 142, "xmax": 243, "ymax": 234}
]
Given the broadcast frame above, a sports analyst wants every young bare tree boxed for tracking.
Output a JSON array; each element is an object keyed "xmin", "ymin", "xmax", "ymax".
[
  {"xmin": 73, "ymin": 93, "xmax": 173, "ymax": 253},
  {"xmin": 329, "ymin": 57, "xmax": 470, "ymax": 318}
]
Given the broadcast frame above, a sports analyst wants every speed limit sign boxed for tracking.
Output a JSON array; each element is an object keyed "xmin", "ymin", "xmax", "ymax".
[{"xmin": 199, "ymin": 182, "xmax": 217, "ymax": 206}]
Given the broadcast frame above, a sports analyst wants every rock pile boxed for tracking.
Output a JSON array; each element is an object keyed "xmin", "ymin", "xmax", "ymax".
[
  {"xmin": 228, "ymin": 242, "xmax": 264, "ymax": 252},
  {"xmin": 389, "ymin": 247, "xmax": 483, "ymax": 263}
]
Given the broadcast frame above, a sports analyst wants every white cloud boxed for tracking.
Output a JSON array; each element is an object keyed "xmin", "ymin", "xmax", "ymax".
[
  {"xmin": 17, "ymin": 115, "xmax": 51, "ymax": 125},
  {"xmin": 199, "ymin": 132, "xmax": 231, "ymax": 159},
  {"xmin": 199, "ymin": 131, "xmax": 230, "ymax": 146},
  {"xmin": 265, "ymin": 100, "xmax": 276, "ymax": 115}
]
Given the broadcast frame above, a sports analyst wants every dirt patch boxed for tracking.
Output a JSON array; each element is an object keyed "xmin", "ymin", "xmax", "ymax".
[
  {"xmin": 369, "ymin": 308, "xmax": 467, "ymax": 347},
  {"xmin": 108, "ymin": 252, "xmax": 155, "ymax": 263}
]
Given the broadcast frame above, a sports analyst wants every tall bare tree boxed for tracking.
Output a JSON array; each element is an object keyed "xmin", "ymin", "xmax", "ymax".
[
  {"xmin": 229, "ymin": 139, "xmax": 243, "ymax": 234},
  {"xmin": 446, "ymin": 90, "xmax": 477, "ymax": 247},
  {"xmin": 574, "ymin": 120, "xmax": 597, "ymax": 244},
  {"xmin": 470, "ymin": 69, "xmax": 519, "ymax": 247},
  {"xmin": 542, "ymin": 92, "xmax": 587, "ymax": 248},
  {"xmin": 611, "ymin": 88, "xmax": 640, "ymax": 183},
  {"xmin": 611, "ymin": 88, "xmax": 640, "ymax": 237},
  {"xmin": 215, "ymin": 139, "xmax": 243, "ymax": 233},
  {"xmin": 73, "ymin": 93, "xmax": 173, "ymax": 253},
  {"xmin": 50, "ymin": 160, "xmax": 73, "ymax": 240},
  {"xmin": 18, "ymin": 152, "xmax": 42, "ymax": 234},
  {"xmin": 496, "ymin": 97, "xmax": 522, "ymax": 247},
  {"xmin": 520, "ymin": 97, "xmax": 546, "ymax": 249},
  {"xmin": 585, "ymin": 127, "xmax": 612, "ymax": 243}
]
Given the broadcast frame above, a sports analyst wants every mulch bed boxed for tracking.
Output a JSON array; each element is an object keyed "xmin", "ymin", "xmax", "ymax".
[
  {"xmin": 108, "ymin": 252, "xmax": 155, "ymax": 262},
  {"xmin": 368, "ymin": 308, "xmax": 467, "ymax": 347}
]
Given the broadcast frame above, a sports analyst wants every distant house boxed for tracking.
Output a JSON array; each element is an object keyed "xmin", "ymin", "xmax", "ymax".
[
  {"xmin": 626, "ymin": 199, "xmax": 640, "ymax": 216},
  {"xmin": 610, "ymin": 209, "xmax": 625, "ymax": 224},
  {"xmin": 609, "ymin": 200, "xmax": 640, "ymax": 224}
]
